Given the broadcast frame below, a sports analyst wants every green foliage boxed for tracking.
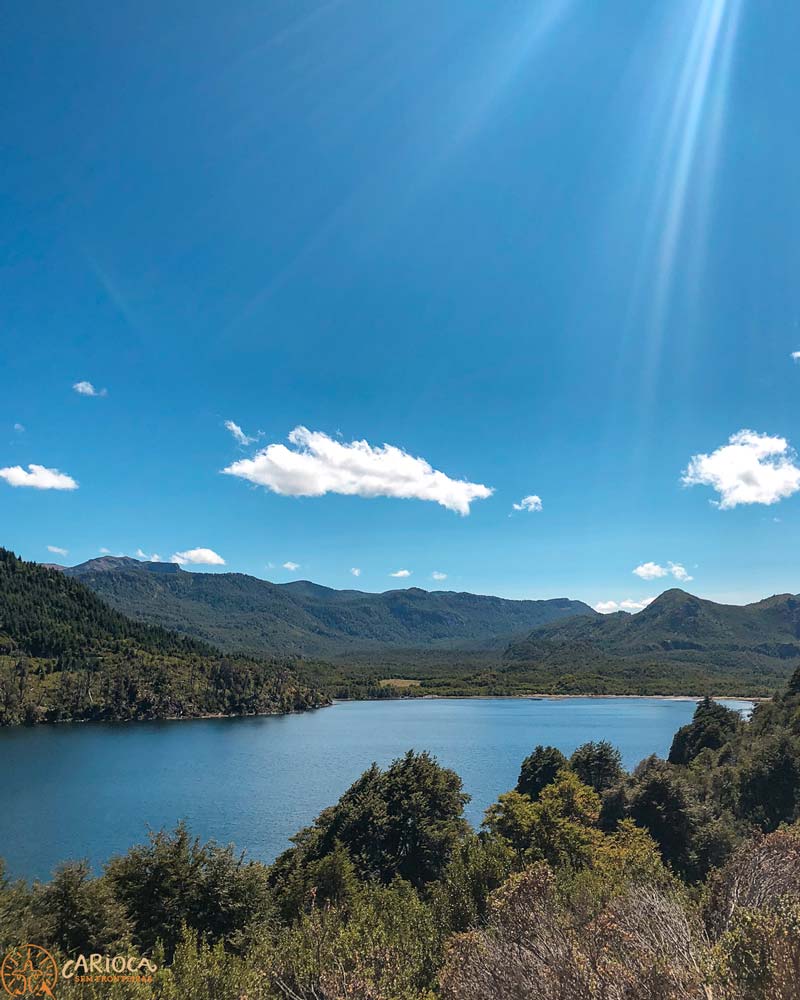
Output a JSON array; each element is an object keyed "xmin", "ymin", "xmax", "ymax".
[
  {"xmin": 69, "ymin": 554, "xmax": 594, "ymax": 659},
  {"xmin": 669, "ymin": 695, "xmax": 742, "ymax": 764},
  {"xmin": 44, "ymin": 554, "xmax": 800, "ymax": 697},
  {"xmin": 516, "ymin": 744, "xmax": 567, "ymax": 799},
  {"xmin": 505, "ymin": 588, "xmax": 800, "ymax": 696},
  {"xmin": 265, "ymin": 880, "xmax": 439, "ymax": 1000},
  {"xmin": 104, "ymin": 823, "xmax": 274, "ymax": 958},
  {"xmin": 4, "ymin": 669, "xmax": 800, "ymax": 999},
  {"xmin": 569, "ymin": 739, "xmax": 623, "ymax": 792},
  {"xmin": 272, "ymin": 751, "xmax": 469, "ymax": 918},
  {"xmin": 737, "ymin": 731, "xmax": 800, "ymax": 831},
  {"xmin": 429, "ymin": 834, "xmax": 514, "ymax": 934},
  {"xmin": 33, "ymin": 861, "xmax": 132, "ymax": 956},
  {"xmin": 0, "ymin": 549, "xmax": 327, "ymax": 725},
  {"xmin": 484, "ymin": 771, "xmax": 603, "ymax": 870}
]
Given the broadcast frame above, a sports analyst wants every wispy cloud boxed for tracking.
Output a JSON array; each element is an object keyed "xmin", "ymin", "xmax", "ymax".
[
  {"xmin": 171, "ymin": 548, "xmax": 226, "ymax": 566},
  {"xmin": 222, "ymin": 426, "xmax": 493, "ymax": 515},
  {"xmin": 0, "ymin": 464, "xmax": 78, "ymax": 490},
  {"xmin": 667, "ymin": 561, "xmax": 693, "ymax": 582},
  {"xmin": 595, "ymin": 596, "xmax": 656, "ymax": 614},
  {"xmin": 683, "ymin": 429, "xmax": 800, "ymax": 509},
  {"xmin": 47, "ymin": 545, "xmax": 69, "ymax": 556},
  {"xmin": 792, "ymin": 351, "xmax": 800, "ymax": 362},
  {"xmin": 136, "ymin": 548, "xmax": 162, "ymax": 562},
  {"xmin": 224, "ymin": 420, "xmax": 258, "ymax": 446},
  {"xmin": 350, "ymin": 567, "xmax": 361, "ymax": 577},
  {"xmin": 13, "ymin": 423, "xmax": 24, "ymax": 433},
  {"xmin": 283, "ymin": 561, "xmax": 300, "ymax": 571},
  {"xmin": 512, "ymin": 494, "xmax": 543, "ymax": 513},
  {"xmin": 431, "ymin": 571, "xmax": 447, "ymax": 581},
  {"xmin": 390, "ymin": 569, "xmax": 412, "ymax": 578},
  {"xmin": 73, "ymin": 380, "xmax": 107, "ymax": 397},
  {"xmin": 632, "ymin": 561, "xmax": 693, "ymax": 583}
]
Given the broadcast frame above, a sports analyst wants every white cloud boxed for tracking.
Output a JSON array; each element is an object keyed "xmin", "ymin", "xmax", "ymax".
[
  {"xmin": 633, "ymin": 561, "xmax": 693, "ymax": 583},
  {"xmin": 633, "ymin": 561, "xmax": 668, "ymax": 580},
  {"xmin": 13, "ymin": 423, "xmax": 24, "ymax": 433},
  {"xmin": 390, "ymin": 569, "xmax": 412, "ymax": 578},
  {"xmin": 431, "ymin": 571, "xmax": 448, "ymax": 581},
  {"xmin": 47, "ymin": 545, "xmax": 68, "ymax": 556},
  {"xmin": 0, "ymin": 464, "xmax": 78, "ymax": 490},
  {"xmin": 222, "ymin": 426, "xmax": 493, "ymax": 515},
  {"xmin": 512, "ymin": 494, "xmax": 543, "ymax": 513},
  {"xmin": 682, "ymin": 429, "xmax": 800, "ymax": 509},
  {"xmin": 595, "ymin": 596, "xmax": 655, "ymax": 614},
  {"xmin": 100, "ymin": 547, "xmax": 111, "ymax": 555},
  {"xmin": 73, "ymin": 381, "xmax": 107, "ymax": 397},
  {"xmin": 350, "ymin": 567, "xmax": 361, "ymax": 577},
  {"xmin": 283, "ymin": 561, "xmax": 300, "ymax": 571},
  {"xmin": 171, "ymin": 548, "xmax": 226, "ymax": 566},
  {"xmin": 668, "ymin": 561, "xmax": 693, "ymax": 583},
  {"xmin": 136, "ymin": 549, "xmax": 162, "ymax": 562},
  {"xmin": 792, "ymin": 352, "xmax": 800, "ymax": 362},
  {"xmin": 224, "ymin": 420, "xmax": 257, "ymax": 446}
]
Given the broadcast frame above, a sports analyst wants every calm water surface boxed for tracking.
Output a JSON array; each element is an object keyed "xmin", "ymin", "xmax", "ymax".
[{"xmin": 0, "ymin": 697, "xmax": 752, "ymax": 880}]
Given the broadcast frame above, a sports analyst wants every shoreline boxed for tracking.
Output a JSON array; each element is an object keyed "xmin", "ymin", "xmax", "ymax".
[{"xmin": 336, "ymin": 692, "xmax": 766, "ymax": 704}]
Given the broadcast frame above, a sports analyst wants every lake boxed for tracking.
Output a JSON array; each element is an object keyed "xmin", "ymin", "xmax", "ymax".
[{"xmin": 0, "ymin": 697, "xmax": 752, "ymax": 880}]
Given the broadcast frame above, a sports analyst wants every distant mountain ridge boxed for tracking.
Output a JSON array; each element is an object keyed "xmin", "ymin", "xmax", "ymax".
[
  {"xmin": 59, "ymin": 556, "xmax": 599, "ymax": 658},
  {"xmin": 504, "ymin": 587, "xmax": 800, "ymax": 687},
  {"xmin": 0, "ymin": 549, "xmax": 325, "ymax": 725}
]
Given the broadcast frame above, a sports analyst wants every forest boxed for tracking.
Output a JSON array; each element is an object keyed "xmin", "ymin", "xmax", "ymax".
[
  {"xmin": 2, "ymin": 671, "xmax": 799, "ymax": 998},
  {"xmin": 0, "ymin": 549, "xmax": 327, "ymax": 725}
]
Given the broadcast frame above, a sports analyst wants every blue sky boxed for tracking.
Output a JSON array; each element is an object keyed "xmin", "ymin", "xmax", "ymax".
[{"xmin": 2, "ymin": 0, "xmax": 799, "ymax": 610}]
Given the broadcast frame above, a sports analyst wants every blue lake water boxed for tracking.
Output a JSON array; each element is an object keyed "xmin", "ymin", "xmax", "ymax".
[{"xmin": 0, "ymin": 697, "xmax": 752, "ymax": 880}]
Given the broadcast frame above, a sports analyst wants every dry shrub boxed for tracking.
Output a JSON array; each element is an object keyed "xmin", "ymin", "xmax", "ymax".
[{"xmin": 439, "ymin": 864, "xmax": 710, "ymax": 1000}]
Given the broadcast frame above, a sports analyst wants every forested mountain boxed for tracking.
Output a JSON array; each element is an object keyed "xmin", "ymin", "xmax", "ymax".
[
  {"xmin": 0, "ymin": 549, "xmax": 326, "ymax": 725},
  {"xmin": 504, "ymin": 587, "xmax": 800, "ymax": 689},
  {"xmin": 59, "ymin": 556, "xmax": 598, "ymax": 658}
]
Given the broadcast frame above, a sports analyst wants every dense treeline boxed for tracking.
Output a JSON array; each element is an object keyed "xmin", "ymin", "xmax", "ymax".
[
  {"xmin": 0, "ymin": 549, "xmax": 327, "ymax": 725},
  {"xmin": 3, "ymin": 673, "xmax": 800, "ymax": 997}
]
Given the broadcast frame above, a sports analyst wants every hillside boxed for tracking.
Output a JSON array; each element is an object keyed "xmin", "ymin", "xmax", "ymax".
[
  {"xmin": 0, "ymin": 549, "xmax": 326, "ymax": 725},
  {"xmin": 60, "ymin": 557, "xmax": 598, "ymax": 658},
  {"xmin": 503, "ymin": 588, "xmax": 800, "ymax": 690}
]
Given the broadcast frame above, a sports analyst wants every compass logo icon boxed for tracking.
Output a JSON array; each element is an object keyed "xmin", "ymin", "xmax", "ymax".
[{"xmin": 1, "ymin": 945, "xmax": 59, "ymax": 997}]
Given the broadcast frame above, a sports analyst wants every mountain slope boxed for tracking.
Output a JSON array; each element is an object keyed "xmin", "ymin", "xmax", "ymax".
[
  {"xmin": 62, "ymin": 557, "xmax": 598, "ymax": 658},
  {"xmin": 0, "ymin": 549, "xmax": 326, "ymax": 725},
  {"xmin": 504, "ymin": 588, "xmax": 800, "ymax": 688}
]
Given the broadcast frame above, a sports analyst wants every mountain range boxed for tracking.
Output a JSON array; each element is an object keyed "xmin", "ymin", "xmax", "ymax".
[
  {"xmin": 0, "ymin": 549, "xmax": 325, "ymax": 725},
  {"xmin": 504, "ymin": 587, "xmax": 800, "ymax": 689},
  {"xmin": 42, "ymin": 556, "xmax": 800, "ymax": 695},
  {"xmin": 58, "ymin": 556, "xmax": 597, "ymax": 658}
]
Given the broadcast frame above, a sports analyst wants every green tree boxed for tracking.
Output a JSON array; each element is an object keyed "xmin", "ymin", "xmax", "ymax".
[
  {"xmin": 668, "ymin": 696, "xmax": 741, "ymax": 765},
  {"xmin": 737, "ymin": 732, "xmax": 800, "ymax": 831},
  {"xmin": 104, "ymin": 823, "xmax": 273, "ymax": 957},
  {"xmin": 569, "ymin": 740, "xmax": 624, "ymax": 793},
  {"xmin": 516, "ymin": 745, "xmax": 568, "ymax": 800},
  {"xmin": 272, "ymin": 751, "xmax": 469, "ymax": 907},
  {"xmin": 33, "ymin": 861, "xmax": 131, "ymax": 956}
]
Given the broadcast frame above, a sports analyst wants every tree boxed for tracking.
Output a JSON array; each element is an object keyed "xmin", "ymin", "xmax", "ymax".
[
  {"xmin": 104, "ymin": 823, "xmax": 273, "ymax": 957},
  {"xmin": 271, "ymin": 751, "xmax": 469, "ymax": 917},
  {"xmin": 569, "ymin": 740, "xmax": 623, "ymax": 793},
  {"xmin": 737, "ymin": 732, "xmax": 800, "ymax": 831},
  {"xmin": 516, "ymin": 745, "xmax": 567, "ymax": 800},
  {"xmin": 668, "ymin": 696, "xmax": 741, "ymax": 765},
  {"xmin": 485, "ymin": 771, "xmax": 602, "ymax": 870},
  {"xmin": 33, "ymin": 861, "xmax": 131, "ymax": 956}
]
